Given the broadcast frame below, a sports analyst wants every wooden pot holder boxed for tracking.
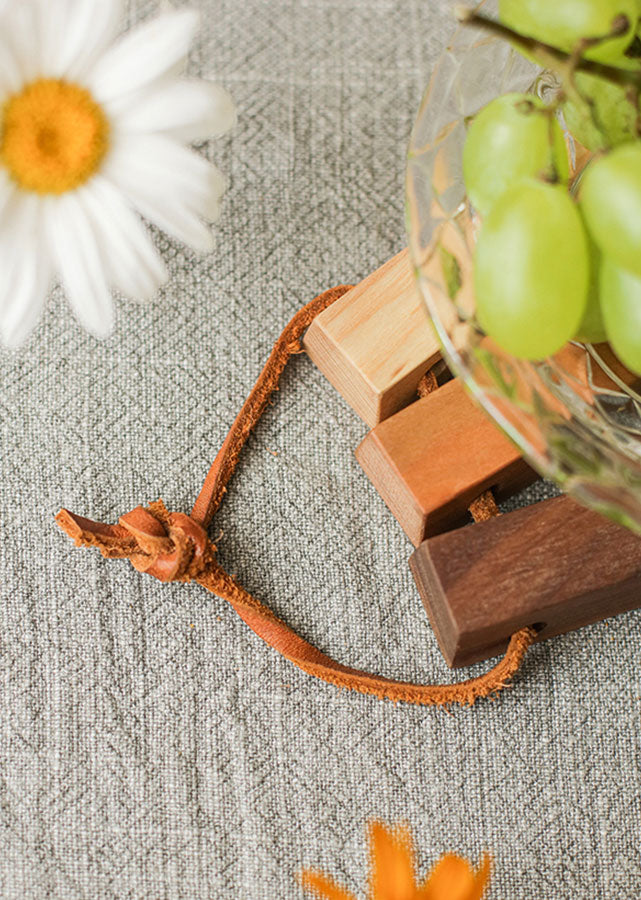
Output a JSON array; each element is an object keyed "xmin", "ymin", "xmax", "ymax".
[
  {"xmin": 56, "ymin": 285, "xmax": 540, "ymax": 708},
  {"xmin": 58, "ymin": 278, "xmax": 641, "ymax": 707}
]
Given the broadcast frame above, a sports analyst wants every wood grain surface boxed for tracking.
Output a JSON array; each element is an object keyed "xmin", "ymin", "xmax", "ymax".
[
  {"xmin": 410, "ymin": 494, "xmax": 641, "ymax": 667},
  {"xmin": 355, "ymin": 378, "xmax": 536, "ymax": 545},
  {"xmin": 303, "ymin": 249, "xmax": 441, "ymax": 427}
]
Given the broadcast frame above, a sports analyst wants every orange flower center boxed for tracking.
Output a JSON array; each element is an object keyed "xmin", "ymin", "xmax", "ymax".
[{"xmin": 0, "ymin": 78, "xmax": 109, "ymax": 194}]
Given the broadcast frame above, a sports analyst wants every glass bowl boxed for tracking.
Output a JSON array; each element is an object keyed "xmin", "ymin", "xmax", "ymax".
[{"xmin": 406, "ymin": 0, "xmax": 641, "ymax": 534}]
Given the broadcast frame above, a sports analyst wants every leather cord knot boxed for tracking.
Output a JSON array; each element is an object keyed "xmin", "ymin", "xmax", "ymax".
[
  {"xmin": 119, "ymin": 502, "xmax": 212, "ymax": 583},
  {"xmin": 56, "ymin": 500, "xmax": 213, "ymax": 585}
]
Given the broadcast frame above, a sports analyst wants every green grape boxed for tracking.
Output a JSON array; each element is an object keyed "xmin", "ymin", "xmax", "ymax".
[
  {"xmin": 580, "ymin": 143, "xmax": 641, "ymax": 277},
  {"xmin": 575, "ymin": 297, "xmax": 608, "ymax": 345},
  {"xmin": 499, "ymin": 0, "xmax": 639, "ymax": 63},
  {"xmin": 575, "ymin": 280, "xmax": 608, "ymax": 342},
  {"xmin": 600, "ymin": 256, "xmax": 641, "ymax": 373},
  {"xmin": 563, "ymin": 67, "xmax": 640, "ymax": 151},
  {"xmin": 463, "ymin": 93, "xmax": 569, "ymax": 216},
  {"xmin": 575, "ymin": 231, "xmax": 608, "ymax": 342},
  {"xmin": 475, "ymin": 179, "xmax": 589, "ymax": 359}
]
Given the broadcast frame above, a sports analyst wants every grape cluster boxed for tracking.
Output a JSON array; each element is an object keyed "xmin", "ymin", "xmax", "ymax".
[{"xmin": 463, "ymin": 0, "xmax": 641, "ymax": 372}]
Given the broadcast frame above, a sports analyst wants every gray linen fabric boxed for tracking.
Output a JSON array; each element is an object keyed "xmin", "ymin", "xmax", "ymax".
[{"xmin": 1, "ymin": 1, "xmax": 640, "ymax": 897}]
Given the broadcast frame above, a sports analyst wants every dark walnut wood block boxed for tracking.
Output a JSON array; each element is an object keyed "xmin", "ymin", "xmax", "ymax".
[
  {"xmin": 410, "ymin": 494, "xmax": 641, "ymax": 667},
  {"xmin": 355, "ymin": 378, "xmax": 537, "ymax": 545}
]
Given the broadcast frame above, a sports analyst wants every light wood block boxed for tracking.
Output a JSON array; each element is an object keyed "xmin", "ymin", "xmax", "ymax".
[
  {"xmin": 303, "ymin": 249, "xmax": 441, "ymax": 427},
  {"xmin": 410, "ymin": 494, "xmax": 641, "ymax": 667},
  {"xmin": 355, "ymin": 378, "xmax": 536, "ymax": 546}
]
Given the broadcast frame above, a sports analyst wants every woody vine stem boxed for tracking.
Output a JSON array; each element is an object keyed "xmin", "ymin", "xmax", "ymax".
[{"xmin": 455, "ymin": 7, "xmax": 641, "ymax": 143}]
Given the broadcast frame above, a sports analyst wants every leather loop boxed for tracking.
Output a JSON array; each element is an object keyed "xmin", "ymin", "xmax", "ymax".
[{"xmin": 56, "ymin": 286, "xmax": 536, "ymax": 707}]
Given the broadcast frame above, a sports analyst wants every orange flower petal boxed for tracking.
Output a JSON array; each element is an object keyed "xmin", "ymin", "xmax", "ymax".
[
  {"xmin": 369, "ymin": 821, "xmax": 418, "ymax": 900},
  {"xmin": 471, "ymin": 856, "xmax": 492, "ymax": 900},
  {"xmin": 300, "ymin": 869, "xmax": 359, "ymax": 900},
  {"xmin": 420, "ymin": 854, "xmax": 491, "ymax": 900},
  {"xmin": 301, "ymin": 825, "xmax": 491, "ymax": 900}
]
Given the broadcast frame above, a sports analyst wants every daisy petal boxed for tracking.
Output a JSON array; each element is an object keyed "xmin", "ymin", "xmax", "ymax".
[
  {"xmin": 0, "ymin": 188, "xmax": 43, "ymax": 261},
  {"xmin": 0, "ymin": 193, "xmax": 51, "ymax": 345},
  {"xmin": 61, "ymin": 0, "xmax": 124, "ymax": 81},
  {"xmin": 76, "ymin": 176, "xmax": 168, "ymax": 300},
  {"xmin": 0, "ymin": 192, "xmax": 37, "ymax": 310},
  {"xmin": 111, "ymin": 181, "xmax": 215, "ymax": 253},
  {"xmin": 2, "ymin": 242, "xmax": 52, "ymax": 347},
  {"xmin": 44, "ymin": 195, "xmax": 114, "ymax": 337},
  {"xmin": 4, "ymin": 2, "xmax": 41, "ymax": 84},
  {"xmin": 87, "ymin": 9, "xmax": 199, "ymax": 105},
  {"xmin": 0, "ymin": 39, "xmax": 22, "ymax": 96},
  {"xmin": 111, "ymin": 79, "xmax": 236, "ymax": 142},
  {"xmin": 34, "ymin": 0, "xmax": 73, "ymax": 75},
  {"xmin": 0, "ymin": 170, "xmax": 16, "ymax": 220},
  {"xmin": 105, "ymin": 134, "xmax": 226, "ymax": 223}
]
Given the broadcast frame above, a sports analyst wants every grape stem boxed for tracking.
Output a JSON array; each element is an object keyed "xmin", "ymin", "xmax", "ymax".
[{"xmin": 454, "ymin": 7, "xmax": 641, "ymax": 89}]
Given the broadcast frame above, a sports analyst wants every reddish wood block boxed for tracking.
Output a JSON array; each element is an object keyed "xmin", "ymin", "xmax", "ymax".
[
  {"xmin": 410, "ymin": 494, "xmax": 641, "ymax": 667},
  {"xmin": 303, "ymin": 249, "xmax": 441, "ymax": 427},
  {"xmin": 355, "ymin": 378, "xmax": 536, "ymax": 545}
]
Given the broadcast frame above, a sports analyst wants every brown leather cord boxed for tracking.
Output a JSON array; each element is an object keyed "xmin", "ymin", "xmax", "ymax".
[
  {"xmin": 417, "ymin": 368, "xmax": 438, "ymax": 398},
  {"xmin": 56, "ymin": 286, "xmax": 537, "ymax": 707},
  {"xmin": 469, "ymin": 491, "xmax": 501, "ymax": 524}
]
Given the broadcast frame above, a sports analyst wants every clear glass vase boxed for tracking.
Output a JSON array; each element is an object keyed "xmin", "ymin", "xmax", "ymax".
[{"xmin": 406, "ymin": 0, "xmax": 641, "ymax": 534}]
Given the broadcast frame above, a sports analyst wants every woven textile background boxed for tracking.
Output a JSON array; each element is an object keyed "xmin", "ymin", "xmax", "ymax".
[{"xmin": 1, "ymin": 0, "xmax": 640, "ymax": 897}]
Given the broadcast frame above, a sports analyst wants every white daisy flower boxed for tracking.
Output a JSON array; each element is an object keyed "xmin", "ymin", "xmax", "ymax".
[{"xmin": 0, "ymin": 0, "xmax": 236, "ymax": 346}]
